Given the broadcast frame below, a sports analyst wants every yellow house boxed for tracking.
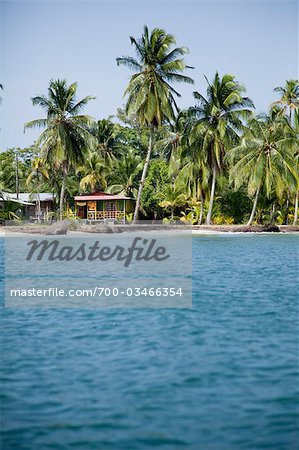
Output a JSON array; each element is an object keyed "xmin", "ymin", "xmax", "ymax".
[{"xmin": 74, "ymin": 192, "xmax": 135, "ymax": 220}]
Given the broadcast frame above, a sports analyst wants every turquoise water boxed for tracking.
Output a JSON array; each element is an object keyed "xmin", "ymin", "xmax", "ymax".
[{"xmin": 1, "ymin": 235, "xmax": 298, "ymax": 449}]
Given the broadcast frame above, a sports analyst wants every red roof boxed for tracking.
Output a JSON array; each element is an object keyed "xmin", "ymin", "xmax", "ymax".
[{"xmin": 74, "ymin": 192, "xmax": 134, "ymax": 201}]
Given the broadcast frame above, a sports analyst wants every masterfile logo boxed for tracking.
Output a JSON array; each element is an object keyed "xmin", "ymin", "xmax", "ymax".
[
  {"xmin": 5, "ymin": 226, "xmax": 192, "ymax": 308},
  {"xmin": 25, "ymin": 237, "xmax": 170, "ymax": 267}
]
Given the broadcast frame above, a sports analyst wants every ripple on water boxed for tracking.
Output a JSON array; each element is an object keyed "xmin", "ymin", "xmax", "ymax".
[{"xmin": 0, "ymin": 235, "xmax": 298, "ymax": 449}]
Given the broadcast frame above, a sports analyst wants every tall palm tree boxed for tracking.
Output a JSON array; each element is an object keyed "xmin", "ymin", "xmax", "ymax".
[
  {"xmin": 228, "ymin": 115, "xmax": 298, "ymax": 225},
  {"xmin": 164, "ymin": 111, "xmax": 209, "ymax": 224},
  {"xmin": 117, "ymin": 25, "xmax": 193, "ymax": 221},
  {"xmin": 290, "ymin": 109, "xmax": 299, "ymax": 224},
  {"xmin": 273, "ymin": 81, "xmax": 299, "ymax": 222},
  {"xmin": 273, "ymin": 79, "xmax": 299, "ymax": 122},
  {"xmin": 24, "ymin": 79, "xmax": 95, "ymax": 219},
  {"xmin": 190, "ymin": 73, "xmax": 254, "ymax": 224}
]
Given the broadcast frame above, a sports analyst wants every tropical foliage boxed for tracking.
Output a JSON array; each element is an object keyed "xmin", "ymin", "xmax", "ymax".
[
  {"xmin": 0, "ymin": 27, "xmax": 298, "ymax": 225},
  {"xmin": 117, "ymin": 25, "xmax": 193, "ymax": 221},
  {"xmin": 24, "ymin": 79, "xmax": 95, "ymax": 219}
]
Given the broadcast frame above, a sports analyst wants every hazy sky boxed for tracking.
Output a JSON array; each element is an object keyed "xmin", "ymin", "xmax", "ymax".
[{"xmin": 0, "ymin": 0, "xmax": 298, "ymax": 150}]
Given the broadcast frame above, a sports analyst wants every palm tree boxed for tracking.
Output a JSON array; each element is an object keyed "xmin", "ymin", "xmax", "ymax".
[
  {"xmin": 24, "ymin": 79, "xmax": 95, "ymax": 219},
  {"xmin": 77, "ymin": 150, "xmax": 107, "ymax": 192},
  {"xmin": 26, "ymin": 156, "xmax": 49, "ymax": 222},
  {"xmin": 117, "ymin": 25, "xmax": 193, "ymax": 221},
  {"xmin": 162, "ymin": 111, "xmax": 209, "ymax": 224},
  {"xmin": 176, "ymin": 113, "xmax": 210, "ymax": 224},
  {"xmin": 290, "ymin": 109, "xmax": 299, "ymax": 224},
  {"xmin": 159, "ymin": 184, "xmax": 187, "ymax": 220},
  {"xmin": 106, "ymin": 149, "xmax": 143, "ymax": 197},
  {"xmin": 190, "ymin": 73, "xmax": 254, "ymax": 224},
  {"xmin": 26, "ymin": 156, "xmax": 49, "ymax": 219},
  {"xmin": 273, "ymin": 79, "xmax": 299, "ymax": 122},
  {"xmin": 91, "ymin": 119, "xmax": 116, "ymax": 161},
  {"xmin": 272, "ymin": 81, "xmax": 299, "ymax": 222},
  {"xmin": 228, "ymin": 115, "xmax": 298, "ymax": 225}
]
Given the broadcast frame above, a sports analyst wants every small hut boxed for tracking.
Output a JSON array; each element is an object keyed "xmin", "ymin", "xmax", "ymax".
[{"xmin": 74, "ymin": 192, "xmax": 135, "ymax": 220}]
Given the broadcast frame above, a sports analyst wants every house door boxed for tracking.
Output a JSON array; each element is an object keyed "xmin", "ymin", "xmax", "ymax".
[{"xmin": 77, "ymin": 205, "xmax": 87, "ymax": 219}]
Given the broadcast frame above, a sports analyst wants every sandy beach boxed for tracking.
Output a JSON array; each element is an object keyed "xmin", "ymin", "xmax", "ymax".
[{"xmin": 1, "ymin": 224, "xmax": 298, "ymax": 237}]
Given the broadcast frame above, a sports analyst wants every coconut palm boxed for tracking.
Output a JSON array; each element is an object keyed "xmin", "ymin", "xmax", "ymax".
[
  {"xmin": 91, "ymin": 119, "xmax": 116, "ymax": 161},
  {"xmin": 77, "ymin": 150, "xmax": 107, "ymax": 192},
  {"xmin": 290, "ymin": 109, "xmax": 299, "ymax": 224},
  {"xmin": 228, "ymin": 115, "xmax": 298, "ymax": 225},
  {"xmin": 272, "ymin": 81, "xmax": 299, "ymax": 222},
  {"xmin": 162, "ymin": 113, "xmax": 209, "ymax": 224},
  {"xmin": 159, "ymin": 184, "xmax": 187, "ymax": 220},
  {"xmin": 106, "ymin": 149, "xmax": 143, "ymax": 197},
  {"xmin": 190, "ymin": 73, "xmax": 254, "ymax": 224},
  {"xmin": 24, "ymin": 79, "xmax": 95, "ymax": 219},
  {"xmin": 174, "ymin": 112, "xmax": 210, "ymax": 224},
  {"xmin": 117, "ymin": 25, "xmax": 193, "ymax": 221},
  {"xmin": 26, "ymin": 156, "xmax": 49, "ymax": 222},
  {"xmin": 273, "ymin": 79, "xmax": 299, "ymax": 122}
]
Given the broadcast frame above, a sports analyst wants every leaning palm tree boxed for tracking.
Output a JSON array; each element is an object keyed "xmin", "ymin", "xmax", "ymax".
[
  {"xmin": 190, "ymin": 73, "xmax": 254, "ymax": 224},
  {"xmin": 117, "ymin": 25, "xmax": 193, "ymax": 221},
  {"xmin": 228, "ymin": 115, "xmax": 298, "ymax": 225},
  {"xmin": 25, "ymin": 79, "xmax": 95, "ymax": 219},
  {"xmin": 273, "ymin": 79, "xmax": 299, "ymax": 122}
]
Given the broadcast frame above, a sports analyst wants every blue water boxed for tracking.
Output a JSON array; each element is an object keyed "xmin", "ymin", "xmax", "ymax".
[{"xmin": 1, "ymin": 235, "xmax": 298, "ymax": 449}]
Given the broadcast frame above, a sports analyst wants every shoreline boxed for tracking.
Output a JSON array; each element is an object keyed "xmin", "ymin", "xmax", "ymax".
[{"xmin": 1, "ymin": 224, "xmax": 298, "ymax": 237}]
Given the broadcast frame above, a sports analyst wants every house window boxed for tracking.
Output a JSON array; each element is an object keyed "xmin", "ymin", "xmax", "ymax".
[{"xmin": 106, "ymin": 202, "xmax": 117, "ymax": 212}]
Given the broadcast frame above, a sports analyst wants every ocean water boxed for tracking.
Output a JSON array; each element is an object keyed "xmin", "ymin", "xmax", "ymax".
[{"xmin": 0, "ymin": 234, "xmax": 298, "ymax": 450}]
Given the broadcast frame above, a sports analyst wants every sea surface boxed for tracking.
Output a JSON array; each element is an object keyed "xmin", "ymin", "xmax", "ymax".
[{"xmin": 0, "ymin": 234, "xmax": 298, "ymax": 449}]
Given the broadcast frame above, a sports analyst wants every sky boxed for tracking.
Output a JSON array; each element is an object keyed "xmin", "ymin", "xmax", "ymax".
[{"xmin": 0, "ymin": 0, "xmax": 298, "ymax": 151}]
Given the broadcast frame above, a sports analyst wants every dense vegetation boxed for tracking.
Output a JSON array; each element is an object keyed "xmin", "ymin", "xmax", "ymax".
[{"xmin": 0, "ymin": 27, "xmax": 298, "ymax": 225}]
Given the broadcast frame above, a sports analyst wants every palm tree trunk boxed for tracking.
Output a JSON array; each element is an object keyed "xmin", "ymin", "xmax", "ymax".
[
  {"xmin": 133, "ymin": 128, "xmax": 154, "ymax": 223},
  {"xmin": 285, "ymin": 190, "xmax": 290, "ymax": 224},
  {"xmin": 171, "ymin": 207, "xmax": 174, "ymax": 221},
  {"xmin": 37, "ymin": 193, "xmax": 41, "ymax": 223},
  {"xmin": 247, "ymin": 187, "xmax": 260, "ymax": 226},
  {"xmin": 270, "ymin": 201, "xmax": 276, "ymax": 224},
  {"xmin": 15, "ymin": 151, "xmax": 19, "ymax": 200},
  {"xmin": 293, "ymin": 190, "xmax": 299, "ymax": 225},
  {"xmin": 206, "ymin": 166, "xmax": 216, "ymax": 225},
  {"xmin": 198, "ymin": 190, "xmax": 204, "ymax": 225},
  {"xmin": 59, "ymin": 170, "xmax": 67, "ymax": 221}
]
